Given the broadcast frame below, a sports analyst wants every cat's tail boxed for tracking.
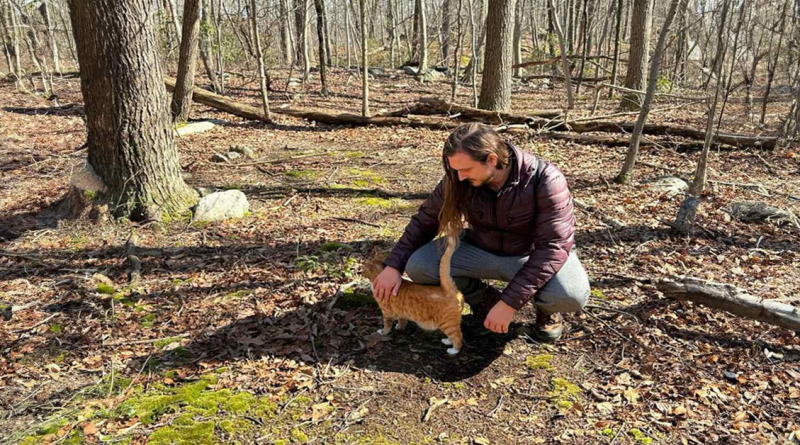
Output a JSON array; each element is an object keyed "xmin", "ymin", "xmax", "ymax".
[{"xmin": 439, "ymin": 235, "xmax": 464, "ymax": 307}]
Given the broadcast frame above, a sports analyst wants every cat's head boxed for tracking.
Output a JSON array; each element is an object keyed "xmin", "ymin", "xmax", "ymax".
[{"xmin": 361, "ymin": 253, "xmax": 385, "ymax": 281}]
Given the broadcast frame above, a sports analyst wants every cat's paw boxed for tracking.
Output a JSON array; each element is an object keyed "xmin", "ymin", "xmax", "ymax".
[
  {"xmin": 441, "ymin": 338, "xmax": 453, "ymax": 346},
  {"xmin": 447, "ymin": 347, "xmax": 460, "ymax": 355},
  {"xmin": 377, "ymin": 329, "xmax": 385, "ymax": 335}
]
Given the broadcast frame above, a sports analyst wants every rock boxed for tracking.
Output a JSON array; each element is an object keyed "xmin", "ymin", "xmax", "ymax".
[
  {"xmin": 70, "ymin": 161, "xmax": 106, "ymax": 195},
  {"xmin": 644, "ymin": 176, "xmax": 688, "ymax": 197},
  {"xmin": 368, "ymin": 67, "xmax": 384, "ymax": 76},
  {"xmin": 65, "ymin": 162, "xmax": 109, "ymax": 220},
  {"xmin": 211, "ymin": 153, "xmax": 229, "ymax": 163},
  {"xmin": 193, "ymin": 190, "xmax": 249, "ymax": 222},
  {"xmin": 775, "ymin": 85, "xmax": 792, "ymax": 95},
  {"xmin": 418, "ymin": 70, "xmax": 444, "ymax": 83},
  {"xmin": 230, "ymin": 145, "xmax": 255, "ymax": 159},
  {"xmin": 225, "ymin": 151, "xmax": 241, "ymax": 161},
  {"xmin": 403, "ymin": 66, "xmax": 419, "ymax": 76},
  {"xmin": 729, "ymin": 201, "xmax": 800, "ymax": 227},
  {"xmin": 174, "ymin": 120, "xmax": 216, "ymax": 136},
  {"xmin": 195, "ymin": 186, "xmax": 213, "ymax": 198}
]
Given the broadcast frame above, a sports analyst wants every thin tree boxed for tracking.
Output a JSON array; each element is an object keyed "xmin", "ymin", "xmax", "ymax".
[
  {"xmin": 250, "ymin": 0, "xmax": 271, "ymax": 120},
  {"xmin": 361, "ymin": 0, "xmax": 369, "ymax": 116},
  {"xmin": 451, "ymin": 0, "xmax": 465, "ymax": 101},
  {"xmin": 418, "ymin": 0, "xmax": 429, "ymax": 74},
  {"xmin": 314, "ymin": 0, "xmax": 329, "ymax": 94},
  {"xmin": 615, "ymin": 0, "xmax": 687, "ymax": 184},
  {"xmin": 608, "ymin": 0, "xmax": 623, "ymax": 98},
  {"xmin": 548, "ymin": 0, "xmax": 574, "ymax": 109},
  {"xmin": 761, "ymin": 0, "xmax": 790, "ymax": 125},
  {"xmin": 68, "ymin": 0, "xmax": 198, "ymax": 220},
  {"xmin": 468, "ymin": 0, "xmax": 479, "ymax": 105},
  {"xmin": 171, "ymin": 0, "xmax": 201, "ymax": 123},
  {"xmin": 39, "ymin": 0, "xmax": 60, "ymax": 74}
]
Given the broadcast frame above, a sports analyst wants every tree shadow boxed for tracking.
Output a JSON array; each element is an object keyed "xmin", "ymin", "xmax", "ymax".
[{"xmin": 2, "ymin": 105, "xmax": 85, "ymax": 117}]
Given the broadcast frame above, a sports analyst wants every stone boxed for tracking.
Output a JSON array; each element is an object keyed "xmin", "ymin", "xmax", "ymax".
[
  {"xmin": 225, "ymin": 151, "xmax": 241, "ymax": 161},
  {"xmin": 193, "ymin": 190, "xmax": 249, "ymax": 222},
  {"xmin": 403, "ymin": 66, "xmax": 419, "ymax": 76},
  {"xmin": 211, "ymin": 153, "xmax": 229, "ymax": 163},
  {"xmin": 230, "ymin": 145, "xmax": 255, "ymax": 159},
  {"xmin": 644, "ymin": 176, "xmax": 688, "ymax": 197},
  {"xmin": 174, "ymin": 121, "xmax": 216, "ymax": 136}
]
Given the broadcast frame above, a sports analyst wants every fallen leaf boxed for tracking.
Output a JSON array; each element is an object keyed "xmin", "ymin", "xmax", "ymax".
[
  {"xmin": 623, "ymin": 388, "xmax": 640, "ymax": 405},
  {"xmin": 83, "ymin": 422, "xmax": 98, "ymax": 436}
]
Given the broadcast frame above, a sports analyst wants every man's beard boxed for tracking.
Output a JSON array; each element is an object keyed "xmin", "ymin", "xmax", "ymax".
[{"xmin": 469, "ymin": 170, "xmax": 494, "ymax": 188}]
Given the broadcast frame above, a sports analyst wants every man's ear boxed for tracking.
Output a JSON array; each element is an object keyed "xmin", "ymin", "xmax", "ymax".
[{"xmin": 486, "ymin": 153, "xmax": 498, "ymax": 168}]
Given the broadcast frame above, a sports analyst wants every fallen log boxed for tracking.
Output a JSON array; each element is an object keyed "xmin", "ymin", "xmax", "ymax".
[
  {"xmin": 658, "ymin": 277, "xmax": 800, "ymax": 332},
  {"xmin": 164, "ymin": 77, "xmax": 462, "ymax": 129},
  {"xmin": 521, "ymin": 75, "xmax": 611, "ymax": 83},
  {"xmin": 512, "ymin": 55, "xmax": 620, "ymax": 69},
  {"xmin": 409, "ymin": 97, "xmax": 563, "ymax": 123}
]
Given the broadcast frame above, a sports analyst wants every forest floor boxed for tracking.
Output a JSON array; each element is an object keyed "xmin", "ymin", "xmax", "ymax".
[{"xmin": 1, "ymin": 68, "xmax": 800, "ymax": 445}]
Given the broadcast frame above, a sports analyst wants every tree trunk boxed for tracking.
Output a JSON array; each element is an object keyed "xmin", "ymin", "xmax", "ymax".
[
  {"xmin": 615, "ymin": 0, "xmax": 686, "ymax": 184},
  {"xmin": 462, "ymin": 0, "xmax": 487, "ymax": 83},
  {"xmin": 513, "ymin": 0, "xmax": 525, "ymax": 77},
  {"xmin": 441, "ymin": 0, "xmax": 452, "ymax": 68},
  {"xmin": 198, "ymin": 0, "xmax": 221, "ymax": 92},
  {"xmin": 417, "ymin": 0, "xmax": 429, "ymax": 73},
  {"xmin": 361, "ymin": 0, "xmax": 369, "ymax": 116},
  {"xmin": 314, "ymin": 0, "xmax": 329, "ymax": 94},
  {"xmin": 658, "ymin": 277, "xmax": 800, "ymax": 332},
  {"xmin": 211, "ymin": 0, "xmax": 225, "ymax": 94},
  {"xmin": 249, "ymin": 0, "xmax": 271, "ymax": 120},
  {"xmin": 478, "ymin": 0, "xmax": 517, "ymax": 111},
  {"xmin": 39, "ymin": 0, "xmax": 61, "ymax": 73},
  {"xmin": 619, "ymin": 0, "xmax": 653, "ymax": 110},
  {"xmin": 280, "ymin": 0, "xmax": 293, "ymax": 65},
  {"xmin": 68, "ymin": 0, "xmax": 198, "ymax": 221},
  {"xmin": 468, "ymin": 0, "xmax": 479, "ymax": 105},
  {"xmin": 387, "ymin": 0, "xmax": 397, "ymax": 67},
  {"xmin": 165, "ymin": 0, "xmax": 182, "ymax": 49},
  {"xmin": 547, "ymin": 0, "xmax": 574, "ymax": 109},
  {"xmin": 451, "ymin": 0, "xmax": 465, "ymax": 101},
  {"xmin": 171, "ymin": 0, "xmax": 202, "ymax": 123},
  {"xmin": 702, "ymin": 0, "xmax": 730, "ymax": 89},
  {"xmin": 761, "ymin": 0, "xmax": 789, "ymax": 125},
  {"xmin": 608, "ymin": 0, "xmax": 623, "ymax": 98}
]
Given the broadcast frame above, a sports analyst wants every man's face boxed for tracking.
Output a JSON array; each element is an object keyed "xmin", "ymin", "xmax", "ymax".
[{"xmin": 447, "ymin": 152, "xmax": 497, "ymax": 188}]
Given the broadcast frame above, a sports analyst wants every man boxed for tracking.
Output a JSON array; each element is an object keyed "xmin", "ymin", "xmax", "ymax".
[{"xmin": 371, "ymin": 123, "xmax": 590, "ymax": 341}]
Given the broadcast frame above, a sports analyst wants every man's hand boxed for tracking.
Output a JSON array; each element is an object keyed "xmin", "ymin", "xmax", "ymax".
[
  {"xmin": 371, "ymin": 266, "xmax": 402, "ymax": 303},
  {"xmin": 484, "ymin": 300, "xmax": 516, "ymax": 334}
]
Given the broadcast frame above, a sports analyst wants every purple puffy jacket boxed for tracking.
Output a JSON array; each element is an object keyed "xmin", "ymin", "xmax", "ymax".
[{"xmin": 383, "ymin": 143, "xmax": 576, "ymax": 310}]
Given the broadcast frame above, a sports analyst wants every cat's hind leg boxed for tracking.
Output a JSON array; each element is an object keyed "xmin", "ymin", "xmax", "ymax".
[
  {"xmin": 396, "ymin": 319, "xmax": 408, "ymax": 330},
  {"xmin": 440, "ymin": 321, "xmax": 464, "ymax": 355}
]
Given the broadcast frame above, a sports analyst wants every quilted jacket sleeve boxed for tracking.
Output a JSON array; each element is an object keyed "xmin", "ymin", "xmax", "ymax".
[
  {"xmin": 383, "ymin": 179, "xmax": 445, "ymax": 273},
  {"xmin": 499, "ymin": 163, "xmax": 575, "ymax": 310}
]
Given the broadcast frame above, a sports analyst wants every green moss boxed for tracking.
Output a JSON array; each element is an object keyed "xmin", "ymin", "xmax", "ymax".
[
  {"xmin": 149, "ymin": 419, "xmax": 217, "ymax": 445},
  {"xmin": 347, "ymin": 168, "xmax": 386, "ymax": 185},
  {"xmin": 628, "ymin": 429, "xmax": 653, "ymax": 444},
  {"xmin": 590, "ymin": 289, "xmax": 608, "ymax": 300},
  {"xmin": 37, "ymin": 418, "xmax": 67, "ymax": 435},
  {"xmin": 285, "ymin": 170, "xmax": 319, "ymax": 179},
  {"xmin": 549, "ymin": 377, "xmax": 581, "ymax": 412},
  {"xmin": 291, "ymin": 428, "xmax": 309, "ymax": 443},
  {"xmin": 601, "ymin": 428, "xmax": 615, "ymax": 437},
  {"xmin": 154, "ymin": 337, "xmax": 184, "ymax": 349},
  {"xmin": 84, "ymin": 190, "xmax": 98, "ymax": 200},
  {"xmin": 96, "ymin": 282, "xmax": 116, "ymax": 294},
  {"xmin": 49, "ymin": 324, "xmax": 64, "ymax": 334},
  {"xmin": 319, "ymin": 241, "xmax": 354, "ymax": 252},
  {"xmin": 556, "ymin": 400, "xmax": 573, "ymax": 409},
  {"xmin": 525, "ymin": 354, "xmax": 554, "ymax": 371},
  {"xmin": 344, "ymin": 151, "xmax": 364, "ymax": 158},
  {"xmin": 141, "ymin": 313, "xmax": 157, "ymax": 328},
  {"xmin": 274, "ymin": 440, "xmax": 288, "ymax": 445}
]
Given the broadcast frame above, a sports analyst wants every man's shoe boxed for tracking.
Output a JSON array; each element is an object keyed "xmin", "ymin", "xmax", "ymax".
[{"xmin": 531, "ymin": 308, "xmax": 563, "ymax": 342}]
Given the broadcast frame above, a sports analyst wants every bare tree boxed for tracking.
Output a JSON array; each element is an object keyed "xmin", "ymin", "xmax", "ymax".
[
  {"xmin": 478, "ymin": 0, "xmax": 517, "ymax": 110},
  {"xmin": 249, "ymin": 0, "xmax": 271, "ymax": 121},
  {"xmin": 418, "ymin": 0, "xmax": 429, "ymax": 73},
  {"xmin": 619, "ymin": 0, "xmax": 653, "ymax": 110},
  {"xmin": 314, "ymin": 0, "xmax": 329, "ymax": 94},
  {"xmin": 548, "ymin": 0, "xmax": 574, "ymax": 109},
  {"xmin": 616, "ymin": 0, "xmax": 687, "ymax": 184},
  {"xmin": 361, "ymin": 0, "xmax": 369, "ymax": 116}
]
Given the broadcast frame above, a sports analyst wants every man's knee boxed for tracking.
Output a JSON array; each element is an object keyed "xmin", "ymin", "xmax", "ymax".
[
  {"xmin": 405, "ymin": 249, "xmax": 440, "ymax": 284},
  {"xmin": 537, "ymin": 281, "xmax": 590, "ymax": 313}
]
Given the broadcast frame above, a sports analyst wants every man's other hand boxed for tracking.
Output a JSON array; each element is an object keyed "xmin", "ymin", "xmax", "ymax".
[
  {"xmin": 484, "ymin": 300, "xmax": 516, "ymax": 334},
  {"xmin": 371, "ymin": 266, "xmax": 401, "ymax": 303}
]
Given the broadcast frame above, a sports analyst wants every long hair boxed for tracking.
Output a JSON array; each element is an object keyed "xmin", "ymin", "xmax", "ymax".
[{"xmin": 438, "ymin": 123, "xmax": 510, "ymax": 238}]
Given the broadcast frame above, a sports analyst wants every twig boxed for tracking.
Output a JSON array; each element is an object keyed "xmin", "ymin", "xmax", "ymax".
[
  {"xmin": 582, "ymin": 309, "xmax": 646, "ymax": 349},
  {"xmin": 278, "ymin": 388, "xmax": 309, "ymax": 414},
  {"xmin": 487, "ymin": 395, "xmax": 504, "ymax": 417},
  {"xmin": 584, "ymin": 304, "xmax": 642, "ymax": 325},
  {"xmin": 326, "ymin": 280, "xmax": 361, "ymax": 312},
  {"xmin": 124, "ymin": 230, "xmax": 141, "ymax": 284},
  {"xmin": 422, "ymin": 397, "xmax": 449, "ymax": 422},
  {"xmin": 12, "ymin": 313, "xmax": 60, "ymax": 334},
  {"xmin": 333, "ymin": 217, "xmax": 381, "ymax": 228},
  {"xmin": 102, "ymin": 333, "xmax": 190, "ymax": 347}
]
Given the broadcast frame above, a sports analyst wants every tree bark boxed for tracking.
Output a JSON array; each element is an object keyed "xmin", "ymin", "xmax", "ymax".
[
  {"xmin": 250, "ymin": 0, "xmax": 271, "ymax": 120},
  {"xmin": 478, "ymin": 0, "xmax": 517, "ymax": 111},
  {"xmin": 417, "ymin": 0, "xmax": 429, "ymax": 73},
  {"xmin": 198, "ymin": 0, "xmax": 221, "ymax": 92},
  {"xmin": 69, "ymin": 0, "xmax": 198, "ymax": 221},
  {"xmin": 39, "ymin": 0, "xmax": 61, "ymax": 73},
  {"xmin": 361, "ymin": 0, "xmax": 369, "ymax": 116},
  {"xmin": 658, "ymin": 277, "xmax": 800, "ymax": 332},
  {"xmin": 462, "ymin": 0, "xmax": 487, "ymax": 83},
  {"xmin": 441, "ymin": 0, "xmax": 452, "ymax": 68},
  {"xmin": 280, "ymin": 0, "xmax": 293, "ymax": 65},
  {"xmin": 314, "ymin": 0, "xmax": 329, "ymax": 94},
  {"xmin": 619, "ymin": 0, "xmax": 653, "ymax": 110},
  {"xmin": 513, "ymin": 0, "xmax": 525, "ymax": 77},
  {"xmin": 171, "ymin": 0, "xmax": 202, "ymax": 123},
  {"xmin": 547, "ymin": 0, "xmax": 574, "ymax": 109}
]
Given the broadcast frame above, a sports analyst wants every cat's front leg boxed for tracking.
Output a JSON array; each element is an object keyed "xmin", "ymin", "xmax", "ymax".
[{"xmin": 377, "ymin": 316, "xmax": 394, "ymax": 336}]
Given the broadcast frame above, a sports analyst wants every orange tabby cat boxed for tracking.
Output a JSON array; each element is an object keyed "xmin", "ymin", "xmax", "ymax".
[{"xmin": 362, "ymin": 235, "xmax": 465, "ymax": 355}]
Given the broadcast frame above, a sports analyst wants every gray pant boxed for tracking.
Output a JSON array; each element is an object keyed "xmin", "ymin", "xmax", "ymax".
[{"xmin": 405, "ymin": 238, "xmax": 590, "ymax": 315}]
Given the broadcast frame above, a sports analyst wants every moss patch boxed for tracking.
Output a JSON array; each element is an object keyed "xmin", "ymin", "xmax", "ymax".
[
  {"xmin": 549, "ymin": 377, "xmax": 582, "ymax": 411},
  {"xmin": 590, "ymin": 289, "xmax": 608, "ymax": 300},
  {"xmin": 285, "ymin": 170, "xmax": 319, "ymax": 179},
  {"xmin": 525, "ymin": 354, "xmax": 554, "ymax": 371},
  {"xmin": 355, "ymin": 197, "xmax": 412, "ymax": 210},
  {"xmin": 628, "ymin": 428, "xmax": 653, "ymax": 444}
]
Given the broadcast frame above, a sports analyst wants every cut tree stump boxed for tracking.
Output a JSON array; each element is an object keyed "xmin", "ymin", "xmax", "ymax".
[{"xmin": 658, "ymin": 277, "xmax": 800, "ymax": 332}]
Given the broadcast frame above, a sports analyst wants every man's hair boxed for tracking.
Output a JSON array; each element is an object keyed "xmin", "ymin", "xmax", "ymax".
[{"xmin": 438, "ymin": 123, "xmax": 510, "ymax": 237}]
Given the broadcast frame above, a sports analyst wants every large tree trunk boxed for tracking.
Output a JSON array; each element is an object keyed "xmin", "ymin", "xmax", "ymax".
[
  {"xmin": 478, "ymin": 0, "xmax": 517, "ymax": 111},
  {"xmin": 659, "ymin": 277, "xmax": 800, "ymax": 332},
  {"xmin": 295, "ymin": 0, "xmax": 310, "ymax": 80},
  {"xmin": 171, "ymin": 0, "xmax": 202, "ymax": 123},
  {"xmin": 619, "ymin": 0, "xmax": 653, "ymax": 110},
  {"xmin": 68, "ymin": 0, "xmax": 197, "ymax": 221}
]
